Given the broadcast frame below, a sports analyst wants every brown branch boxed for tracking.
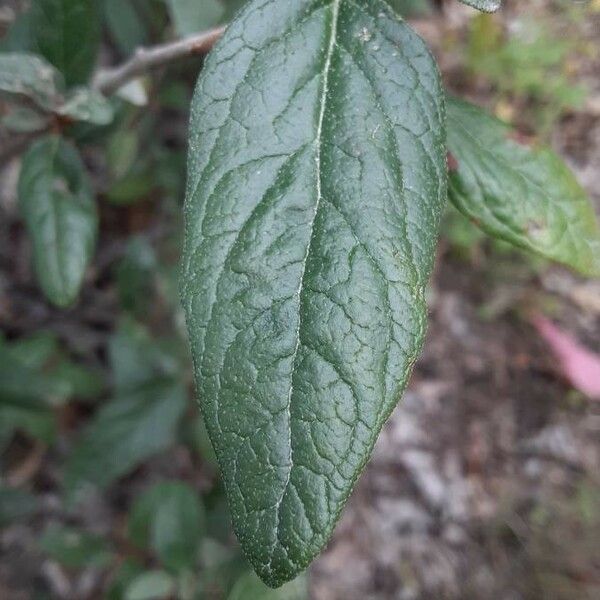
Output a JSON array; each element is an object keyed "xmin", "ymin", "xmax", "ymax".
[
  {"xmin": 0, "ymin": 26, "xmax": 225, "ymax": 165},
  {"xmin": 93, "ymin": 26, "xmax": 225, "ymax": 95}
]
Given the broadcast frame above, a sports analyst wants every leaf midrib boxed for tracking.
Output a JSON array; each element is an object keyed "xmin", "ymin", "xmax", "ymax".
[{"xmin": 268, "ymin": 0, "xmax": 342, "ymax": 566}]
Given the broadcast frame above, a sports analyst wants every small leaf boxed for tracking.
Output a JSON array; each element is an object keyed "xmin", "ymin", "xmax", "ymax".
[
  {"xmin": 125, "ymin": 571, "xmax": 175, "ymax": 600},
  {"xmin": 165, "ymin": 0, "xmax": 224, "ymax": 36},
  {"xmin": 182, "ymin": 0, "xmax": 446, "ymax": 586},
  {"xmin": 458, "ymin": 0, "xmax": 501, "ymax": 12},
  {"xmin": 103, "ymin": 0, "xmax": 149, "ymax": 57},
  {"xmin": 5, "ymin": 332, "xmax": 104, "ymax": 404},
  {"xmin": 65, "ymin": 379, "xmax": 188, "ymax": 492},
  {"xmin": 18, "ymin": 136, "xmax": 98, "ymax": 307},
  {"xmin": 57, "ymin": 87, "xmax": 115, "ymax": 126},
  {"xmin": 446, "ymin": 96, "xmax": 600, "ymax": 276},
  {"xmin": 39, "ymin": 524, "xmax": 114, "ymax": 568},
  {"xmin": 0, "ymin": 52, "xmax": 62, "ymax": 110},
  {"xmin": 51, "ymin": 359, "xmax": 105, "ymax": 403},
  {"xmin": 30, "ymin": 0, "xmax": 101, "ymax": 86},
  {"xmin": 2, "ymin": 107, "xmax": 49, "ymax": 133},
  {"xmin": 115, "ymin": 237, "xmax": 157, "ymax": 314},
  {"xmin": 128, "ymin": 482, "xmax": 205, "ymax": 572},
  {"xmin": 0, "ymin": 486, "xmax": 39, "ymax": 527},
  {"xmin": 0, "ymin": 339, "xmax": 56, "ymax": 410},
  {"xmin": 108, "ymin": 131, "xmax": 140, "ymax": 180},
  {"xmin": 108, "ymin": 320, "xmax": 179, "ymax": 392}
]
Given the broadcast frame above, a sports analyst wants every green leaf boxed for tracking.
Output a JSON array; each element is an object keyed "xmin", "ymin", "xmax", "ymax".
[
  {"xmin": 108, "ymin": 320, "xmax": 180, "ymax": 392},
  {"xmin": 50, "ymin": 359, "xmax": 105, "ymax": 402},
  {"xmin": 18, "ymin": 136, "xmax": 98, "ymax": 308},
  {"xmin": 115, "ymin": 237, "xmax": 157, "ymax": 315},
  {"xmin": 64, "ymin": 379, "xmax": 188, "ymax": 492},
  {"xmin": 0, "ymin": 343, "xmax": 52, "ymax": 410},
  {"xmin": 0, "ymin": 53, "xmax": 114, "ymax": 126},
  {"xmin": 103, "ymin": 0, "xmax": 149, "ymax": 57},
  {"xmin": 221, "ymin": 0, "xmax": 250, "ymax": 19},
  {"xmin": 458, "ymin": 0, "xmax": 501, "ymax": 12},
  {"xmin": 108, "ymin": 131, "xmax": 140, "ymax": 180},
  {"xmin": 107, "ymin": 559, "xmax": 145, "ymax": 600},
  {"xmin": 446, "ymin": 96, "xmax": 600, "ymax": 276},
  {"xmin": 228, "ymin": 572, "xmax": 307, "ymax": 600},
  {"xmin": 165, "ymin": 0, "xmax": 224, "ymax": 36},
  {"xmin": 125, "ymin": 570, "xmax": 175, "ymax": 600},
  {"xmin": 0, "ymin": 53, "xmax": 62, "ymax": 110},
  {"xmin": 7, "ymin": 331, "xmax": 59, "ymax": 368},
  {"xmin": 39, "ymin": 524, "xmax": 114, "ymax": 568},
  {"xmin": 128, "ymin": 482, "xmax": 205, "ymax": 572},
  {"xmin": 29, "ymin": 0, "xmax": 101, "ymax": 86},
  {"xmin": 0, "ymin": 486, "xmax": 39, "ymax": 527},
  {"xmin": 2, "ymin": 107, "xmax": 49, "ymax": 133},
  {"xmin": 0, "ymin": 337, "xmax": 57, "ymax": 447},
  {"xmin": 181, "ymin": 0, "xmax": 446, "ymax": 587},
  {"xmin": 0, "ymin": 406, "xmax": 56, "ymax": 448},
  {"xmin": 4, "ymin": 332, "xmax": 104, "ymax": 404},
  {"xmin": 57, "ymin": 87, "xmax": 115, "ymax": 126}
]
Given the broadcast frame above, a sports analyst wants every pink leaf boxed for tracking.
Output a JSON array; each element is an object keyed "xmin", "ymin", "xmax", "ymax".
[{"xmin": 532, "ymin": 315, "xmax": 600, "ymax": 400}]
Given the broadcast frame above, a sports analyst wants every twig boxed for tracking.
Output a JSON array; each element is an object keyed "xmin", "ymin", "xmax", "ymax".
[
  {"xmin": 93, "ymin": 26, "xmax": 225, "ymax": 95},
  {"xmin": 0, "ymin": 26, "xmax": 225, "ymax": 165}
]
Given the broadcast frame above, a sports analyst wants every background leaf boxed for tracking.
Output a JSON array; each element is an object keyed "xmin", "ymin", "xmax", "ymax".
[
  {"xmin": 128, "ymin": 481, "xmax": 205, "ymax": 572},
  {"xmin": 18, "ymin": 136, "xmax": 98, "ymax": 308},
  {"xmin": 57, "ymin": 87, "xmax": 115, "ymax": 125},
  {"xmin": 64, "ymin": 379, "xmax": 187, "ymax": 492},
  {"xmin": 124, "ymin": 570, "xmax": 175, "ymax": 600},
  {"xmin": 165, "ymin": 0, "xmax": 224, "ymax": 36},
  {"xmin": 446, "ymin": 96, "xmax": 600, "ymax": 276},
  {"xmin": 103, "ymin": 0, "xmax": 150, "ymax": 57},
  {"xmin": 39, "ymin": 524, "xmax": 114, "ymax": 568},
  {"xmin": 29, "ymin": 0, "xmax": 101, "ymax": 86}
]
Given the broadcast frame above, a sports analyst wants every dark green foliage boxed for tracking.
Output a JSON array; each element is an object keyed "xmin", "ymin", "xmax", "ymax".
[
  {"xmin": 182, "ymin": 0, "xmax": 446, "ymax": 586},
  {"xmin": 128, "ymin": 481, "xmax": 205, "ymax": 572},
  {"xmin": 447, "ymin": 97, "xmax": 600, "ymax": 276},
  {"xmin": 18, "ymin": 136, "xmax": 98, "ymax": 307}
]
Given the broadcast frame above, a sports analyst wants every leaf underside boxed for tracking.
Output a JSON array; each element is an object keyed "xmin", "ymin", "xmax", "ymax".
[
  {"xmin": 182, "ymin": 0, "xmax": 446, "ymax": 586},
  {"xmin": 447, "ymin": 97, "xmax": 600, "ymax": 277}
]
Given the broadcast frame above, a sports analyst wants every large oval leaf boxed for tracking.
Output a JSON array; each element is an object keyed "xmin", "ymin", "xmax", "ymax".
[
  {"xmin": 18, "ymin": 136, "xmax": 98, "ymax": 307},
  {"xmin": 181, "ymin": 0, "xmax": 446, "ymax": 586},
  {"xmin": 447, "ymin": 96, "xmax": 600, "ymax": 277}
]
